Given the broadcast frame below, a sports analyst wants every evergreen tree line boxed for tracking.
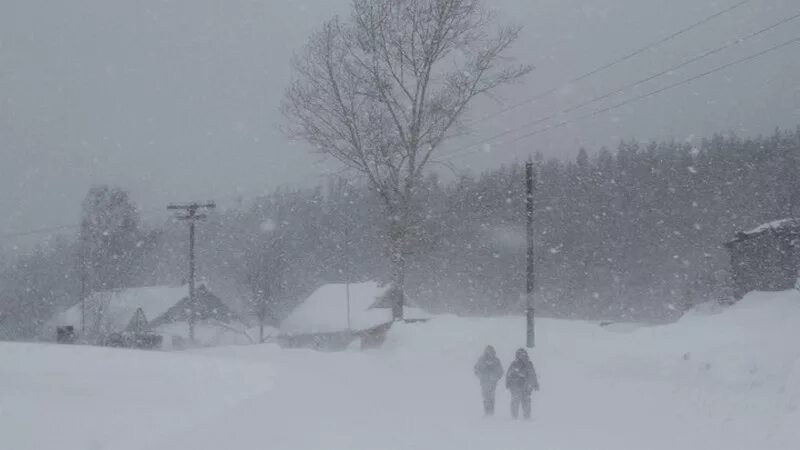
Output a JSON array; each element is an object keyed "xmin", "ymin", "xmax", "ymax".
[{"xmin": 1, "ymin": 127, "xmax": 799, "ymax": 339}]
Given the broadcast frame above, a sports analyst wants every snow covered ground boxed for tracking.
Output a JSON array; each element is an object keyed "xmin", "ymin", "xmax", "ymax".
[{"xmin": 3, "ymin": 290, "xmax": 800, "ymax": 450}]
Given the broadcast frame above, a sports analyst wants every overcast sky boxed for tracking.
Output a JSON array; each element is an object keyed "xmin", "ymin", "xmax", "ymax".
[{"xmin": 1, "ymin": 0, "xmax": 799, "ymax": 246}]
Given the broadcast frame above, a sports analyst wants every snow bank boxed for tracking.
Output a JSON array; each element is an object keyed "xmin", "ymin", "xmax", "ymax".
[
  {"xmin": 5, "ymin": 290, "xmax": 800, "ymax": 450},
  {"xmin": 198, "ymin": 290, "xmax": 800, "ymax": 450},
  {"xmin": 0, "ymin": 342, "xmax": 272, "ymax": 450},
  {"xmin": 374, "ymin": 291, "xmax": 800, "ymax": 450},
  {"xmin": 155, "ymin": 320, "xmax": 256, "ymax": 348}
]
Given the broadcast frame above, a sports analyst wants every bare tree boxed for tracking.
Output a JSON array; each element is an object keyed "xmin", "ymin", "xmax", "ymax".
[
  {"xmin": 283, "ymin": 0, "xmax": 531, "ymax": 319},
  {"xmin": 245, "ymin": 241, "xmax": 285, "ymax": 343},
  {"xmin": 78, "ymin": 185, "xmax": 145, "ymax": 294}
]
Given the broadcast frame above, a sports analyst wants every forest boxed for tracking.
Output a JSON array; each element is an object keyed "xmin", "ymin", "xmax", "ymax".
[{"xmin": 1, "ymin": 127, "xmax": 799, "ymax": 340}]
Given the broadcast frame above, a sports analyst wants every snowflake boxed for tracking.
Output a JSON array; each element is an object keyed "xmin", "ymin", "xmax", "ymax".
[{"xmin": 260, "ymin": 220, "xmax": 276, "ymax": 233}]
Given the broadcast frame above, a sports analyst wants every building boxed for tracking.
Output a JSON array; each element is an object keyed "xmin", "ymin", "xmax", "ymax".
[
  {"xmin": 51, "ymin": 284, "xmax": 250, "ymax": 348},
  {"xmin": 724, "ymin": 219, "xmax": 800, "ymax": 299},
  {"xmin": 277, "ymin": 282, "xmax": 428, "ymax": 351}
]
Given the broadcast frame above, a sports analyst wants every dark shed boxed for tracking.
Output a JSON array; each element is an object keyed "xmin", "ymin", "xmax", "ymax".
[{"xmin": 724, "ymin": 219, "xmax": 800, "ymax": 299}]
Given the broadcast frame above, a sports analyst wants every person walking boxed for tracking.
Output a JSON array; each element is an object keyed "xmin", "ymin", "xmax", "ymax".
[
  {"xmin": 505, "ymin": 348, "xmax": 539, "ymax": 419},
  {"xmin": 473, "ymin": 345, "xmax": 504, "ymax": 415}
]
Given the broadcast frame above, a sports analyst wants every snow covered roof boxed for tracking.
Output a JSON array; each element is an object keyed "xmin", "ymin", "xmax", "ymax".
[
  {"xmin": 280, "ymin": 282, "xmax": 428, "ymax": 334},
  {"xmin": 149, "ymin": 285, "xmax": 240, "ymax": 328},
  {"xmin": 54, "ymin": 285, "xmax": 189, "ymax": 334},
  {"xmin": 51, "ymin": 284, "xmax": 244, "ymax": 342},
  {"xmin": 744, "ymin": 218, "xmax": 800, "ymax": 236},
  {"xmin": 727, "ymin": 218, "xmax": 800, "ymax": 245}
]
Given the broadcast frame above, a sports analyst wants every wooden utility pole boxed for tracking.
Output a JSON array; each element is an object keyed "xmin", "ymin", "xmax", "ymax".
[
  {"xmin": 167, "ymin": 201, "xmax": 216, "ymax": 342},
  {"xmin": 345, "ymin": 226, "xmax": 352, "ymax": 330},
  {"xmin": 79, "ymin": 244, "xmax": 88, "ymax": 338},
  {"xmin": 80, "ymin": 264, "xmax": 86, "ymax": 335},
  {"xmin": 525, "ymin": 160, "xmax": 536, "ymax": 348}
]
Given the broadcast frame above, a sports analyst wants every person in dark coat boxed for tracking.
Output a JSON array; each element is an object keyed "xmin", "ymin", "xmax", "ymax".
[
  {"xmin": 505, "ymin": 348, "xmax": 539, "ymax": 419},
  {"xmin": 474, "ymin": 345, "xmax": 504, "ymax": 415}
]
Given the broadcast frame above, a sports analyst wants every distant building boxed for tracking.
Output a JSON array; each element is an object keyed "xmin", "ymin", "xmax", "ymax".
[
  {"xmin": 724, "ymin": 219, "xmax": 800, "ymax": 299},
  {"xmin": 278, "ymin": 282, "xmax": 429, "ymax": 351},
  {"xmin": 50, "ymin": 284, "xmax": 250, "ymax": 348}
]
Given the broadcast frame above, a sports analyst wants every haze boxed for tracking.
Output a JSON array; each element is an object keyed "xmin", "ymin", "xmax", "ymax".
[{"xmin": 1, "ymin": 0, "xmax": 798, "ymax": 241}]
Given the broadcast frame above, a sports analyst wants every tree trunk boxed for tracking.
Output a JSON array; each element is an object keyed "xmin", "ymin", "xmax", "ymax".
[
  {"xmin": 389, "ymin": 218, "xmax": 406, "ymax": 320},
  {"xmin": 390, "ymin": 250, "xmax": 405, "ymax": 320}
]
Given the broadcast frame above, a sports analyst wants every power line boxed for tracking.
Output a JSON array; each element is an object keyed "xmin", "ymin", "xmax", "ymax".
[
  {"xmin": 445, "ymin": 36, "xmax": 800, "ymax": 161},
  {"xmin": 463, "ymin": 0, "xmax": 754, "ymax": 126},
  {"xmin": 442, "ymin": 10, "xmax": 800, "ymax": 159},
  {"xmin": 0, "ymin": 1, "xmax": 772, "ymax": 242},
  {"xmin": 0, "ymin": 204, "xmax": 172, "ymax": 241},
  {"xmin": 0, "ymin": 224, "xmax": 80, "ymax": 240},
  {"xmin": 556, "ymin": 11, "xmax": 800, "ymax": 117}
]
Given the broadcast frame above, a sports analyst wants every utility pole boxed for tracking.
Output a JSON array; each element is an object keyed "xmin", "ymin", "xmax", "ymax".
[
  {"xmin": 79, "ymin": 243, "xmax": 88, "ymax": 338},
  {"xmin": 167, "ymin": 201, "xmax": 216, "ymax": 342},
  {"xmin": 340, "ymin": 180, "xmax": 352, "ymax": 330},
  {"xmin": 345, "ymin": 226, "xmax": 351, "ymax": 330},
  {"xmin": 80, "ymin": 262, "xmax": 86, "ymax": 335},
  {"xmin": 525, "ymin": 160, "xmax": 536, "ymax": 348}
]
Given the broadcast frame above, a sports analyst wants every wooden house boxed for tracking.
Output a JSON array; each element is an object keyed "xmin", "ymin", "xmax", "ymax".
[{"xmin": 51, "ymin": 284, "xmax": 248, "ymax": 348}]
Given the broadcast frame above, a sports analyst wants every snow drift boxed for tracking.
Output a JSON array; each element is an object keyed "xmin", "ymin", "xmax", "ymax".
[{"xmin": 2, "ymin": 290, "xmax": 799, "ymax": 450}]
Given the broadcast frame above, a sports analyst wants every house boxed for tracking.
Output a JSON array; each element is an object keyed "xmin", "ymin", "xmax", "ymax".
[
  {"xmin": 277, "ymin": 281, "xmax": 429, "ymax": 351},
  {"xmin": 724, "ymin": 218, "xmax": 800, "ymax": 299},
  {"xmin": 51, "ymin": 284, "xmax": 250, "ymax": 348}
]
